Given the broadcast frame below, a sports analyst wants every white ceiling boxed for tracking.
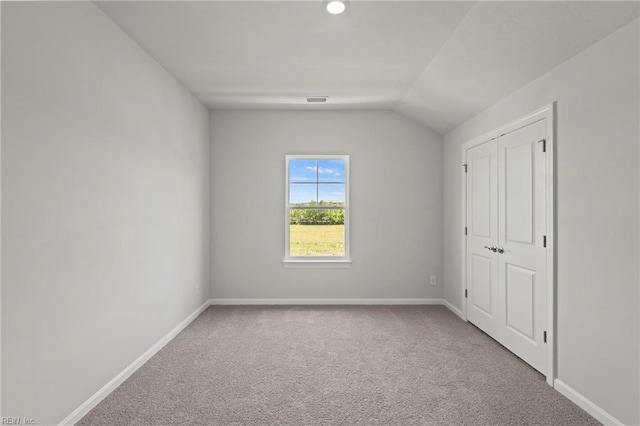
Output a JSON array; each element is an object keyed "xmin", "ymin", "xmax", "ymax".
[{"xmin": 95, "ymin": 1, "xmax": 640, "ymax": 134}]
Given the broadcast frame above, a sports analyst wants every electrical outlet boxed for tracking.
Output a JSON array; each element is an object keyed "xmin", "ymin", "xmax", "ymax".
[{"xmin": 430, "ymin": 276, "xmax": 437, "ymax": 286}]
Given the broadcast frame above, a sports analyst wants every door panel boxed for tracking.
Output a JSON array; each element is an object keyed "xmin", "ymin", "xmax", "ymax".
[
  {"xmin": 505, "ymin": 263, "xmax": 535, "ymax": 341},
  {"xmin": 505, "ymin": 142, "xmax": 534, "ymax": 244},
  {"xmin": 498, "ymin": 118, "xmax": 547, "ymax": 374},
  {"xmin": 471, "ymin": 254, "xmax": 493, "ymax": 316},
  {"xmin": 465, "ymin": 139, "xmax": 500, "ymax": 340},
  {"xmin": 472, "ymin": 156, "xmax": 492, "ymax": 238}
]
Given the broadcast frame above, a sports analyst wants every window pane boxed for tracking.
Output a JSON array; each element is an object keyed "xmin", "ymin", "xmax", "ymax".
[
  {"xmin": 289, "ymin": 184, "xmax": 317, "ymax": 205},
  {"xmin": 289, "ymin": 159, "xmax": 317, "ymax": 182},
  {"xmin": 318, "ymin": 183, "xmax": 345, "ymax": 205},
  {"xmin": 289, "ymin": 209, "xmax": 345, "ymax": 256},
  {"xmin": 317, "ymin": 159, "xmax": 345, "ymax": 182}
]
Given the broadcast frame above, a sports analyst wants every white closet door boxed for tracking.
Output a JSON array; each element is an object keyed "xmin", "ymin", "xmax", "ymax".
[
  {"xmin": 465, "ymin": 139, "xmax": 500, "ymax": 341},
  {"xmin": 498, "ymin": 119, "xmax": 547, "ymax": 374},
  {"xmin": 464, "ymin": 118, "xmax": 548, "ymax": 376}
]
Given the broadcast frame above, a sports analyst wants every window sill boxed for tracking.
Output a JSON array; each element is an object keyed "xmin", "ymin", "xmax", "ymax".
[{"xmin": 283, "ymin": 259, "xmax": 352, "ymax": 269}]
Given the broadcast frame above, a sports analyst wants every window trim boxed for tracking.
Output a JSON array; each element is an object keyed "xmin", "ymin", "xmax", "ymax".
[{"xmin": 283, "ymin": 154, "xmax": 351, "ymax": 267}]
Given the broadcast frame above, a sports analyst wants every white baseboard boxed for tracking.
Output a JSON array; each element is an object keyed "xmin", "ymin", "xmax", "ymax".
[
  {"xmin": 208, "ymin": 298, "xmax": 444, "ymax": 305},
  {"xmin": 59, "ymin": 300, "xmax": 211, "ymax": 426},
  {"xmin": 441, "ymin": 299, "xmax": 465, "ymax": 320},
  {"xmin": 554, "ymin": 379, "xmax": 623, "ymax": 426},
  {"xmin": 209, "ymin": 299, "xmax": 469, "ymax": 319}
]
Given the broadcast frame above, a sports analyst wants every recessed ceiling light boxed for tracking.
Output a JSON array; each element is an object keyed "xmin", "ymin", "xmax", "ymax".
[{"xmin": 326, "ymin": 1, "xmax": 346, "ymax": 15}]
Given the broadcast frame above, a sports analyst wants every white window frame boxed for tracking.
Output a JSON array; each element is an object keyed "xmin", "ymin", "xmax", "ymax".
[{"xmin": 283, "ymin": 154, "xmax": 351, "ymax": 268}]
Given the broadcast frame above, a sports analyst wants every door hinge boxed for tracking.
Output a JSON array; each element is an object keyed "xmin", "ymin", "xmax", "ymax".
[
  {"xmin": 465, "ymin": 289, "xmax": 468, "ymax": 298},
  {"xmin": 543, "ymin": 331, "xmax": 547, "ymax": 343},
  {"xmin": 464, "ymin": 227, "xmax": 468, "ymax": 236},
  {"xmin": 463, "ymin": 164, "xmax": 468, "ymax": 173},
  {"xmin": 543, "ymin": 235, "xmax": 547, "ymax": 248},
  {"xmin": 538, "ymin": 138, "xmax": 546, "ymax": 153}
]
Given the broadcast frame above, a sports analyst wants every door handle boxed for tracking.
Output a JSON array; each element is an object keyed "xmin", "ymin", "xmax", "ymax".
[
  {"xmin": 484, "ymin": 245, "xmax": 497, "ymax": 252},
  {"xmin": 497, "ymin": 246, "xmax": 505, "ymax": 254}
]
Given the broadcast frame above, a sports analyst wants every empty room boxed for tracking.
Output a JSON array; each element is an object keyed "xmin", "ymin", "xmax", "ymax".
[{"xmin": 2, "ymin": 0, "xmax": 639, "ymax": 425}]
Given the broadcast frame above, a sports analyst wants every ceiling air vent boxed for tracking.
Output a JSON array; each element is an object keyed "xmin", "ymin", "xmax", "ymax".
[{"xmin": 306, "ymin": 96, "xmax": 328, "ymax": 103}]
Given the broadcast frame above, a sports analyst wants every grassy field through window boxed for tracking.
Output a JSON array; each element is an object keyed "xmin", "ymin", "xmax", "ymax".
[{"xmin": 289, "ymin": 224, "xmax": 345, "ymax": 256}]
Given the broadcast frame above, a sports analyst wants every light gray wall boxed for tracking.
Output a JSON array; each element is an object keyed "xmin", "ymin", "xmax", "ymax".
[
  {"xmin": 211, "ymin": 110, "xmax": 443, "ymax": 300},
  {"xmin": 443, "ymin": 18, "xmax": 639, "ymax": 424},
  {"xmin": 2, "ymin": 3, "xmax": 210, "ymax": 424},
  {"xmin": 0, "ymin": 2, "xmax": 3, "ymax": 417}
]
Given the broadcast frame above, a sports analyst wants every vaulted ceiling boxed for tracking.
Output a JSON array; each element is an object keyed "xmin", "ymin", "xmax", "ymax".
[{"xmin": 96, "ymin": 1, "xmax": 640, "ymax": 134}]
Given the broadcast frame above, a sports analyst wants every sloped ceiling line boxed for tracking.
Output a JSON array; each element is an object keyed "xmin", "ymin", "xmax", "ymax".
[
  {"xmin": 396, "ymin": 1, "xmax": 640, "ymax": 134},
  {"xmin": 96, "ymin": 1, "xmax": 640, "ymax": 135}
]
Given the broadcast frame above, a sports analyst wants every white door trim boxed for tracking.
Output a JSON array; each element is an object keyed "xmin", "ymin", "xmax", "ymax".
[{"xmin": 461, "ymin": 103, "xmax": 555, "ymax": 386}]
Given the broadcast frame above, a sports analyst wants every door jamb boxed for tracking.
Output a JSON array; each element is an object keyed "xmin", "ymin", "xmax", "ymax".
[{"xmin": 460, "ymin": 103, "xmax": 556, "ymax": 386}]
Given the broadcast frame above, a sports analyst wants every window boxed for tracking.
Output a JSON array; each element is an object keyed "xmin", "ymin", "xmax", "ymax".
[{"xmin": 284, "ymin": 155, "xmax": 350, "ymax": 266}]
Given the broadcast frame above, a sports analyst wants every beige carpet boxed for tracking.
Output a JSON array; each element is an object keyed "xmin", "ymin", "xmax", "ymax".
[{"xmin": 79, "ymin": 305, "xmax": 598, "ymax": 425}]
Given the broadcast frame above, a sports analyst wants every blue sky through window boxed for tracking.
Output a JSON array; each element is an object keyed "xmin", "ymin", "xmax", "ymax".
[{"xmin": 289, "ymin": 159, "xmax": 346, "ymax": 204}]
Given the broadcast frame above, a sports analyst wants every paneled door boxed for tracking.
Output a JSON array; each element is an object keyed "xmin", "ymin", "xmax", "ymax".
[
  {"xmin": 464, "ymin": 114, "xmax": 550, "ymax": 376},
  {"xmin": 497, "ymin": 119, "xmax": 547, "ymax": 373},
  {"xmin": 465, "ymin": 139, "xmax": 500, "ymax": 341}
]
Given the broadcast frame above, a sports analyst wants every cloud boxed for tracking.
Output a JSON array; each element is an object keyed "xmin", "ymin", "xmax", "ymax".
[
  {"xmin": 306, "ymin": 166, "xmax": 338, "ymax": 175},
  {"xmin": 290, "ymin": 177, "xmax": 314, "ymax": 182}
]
